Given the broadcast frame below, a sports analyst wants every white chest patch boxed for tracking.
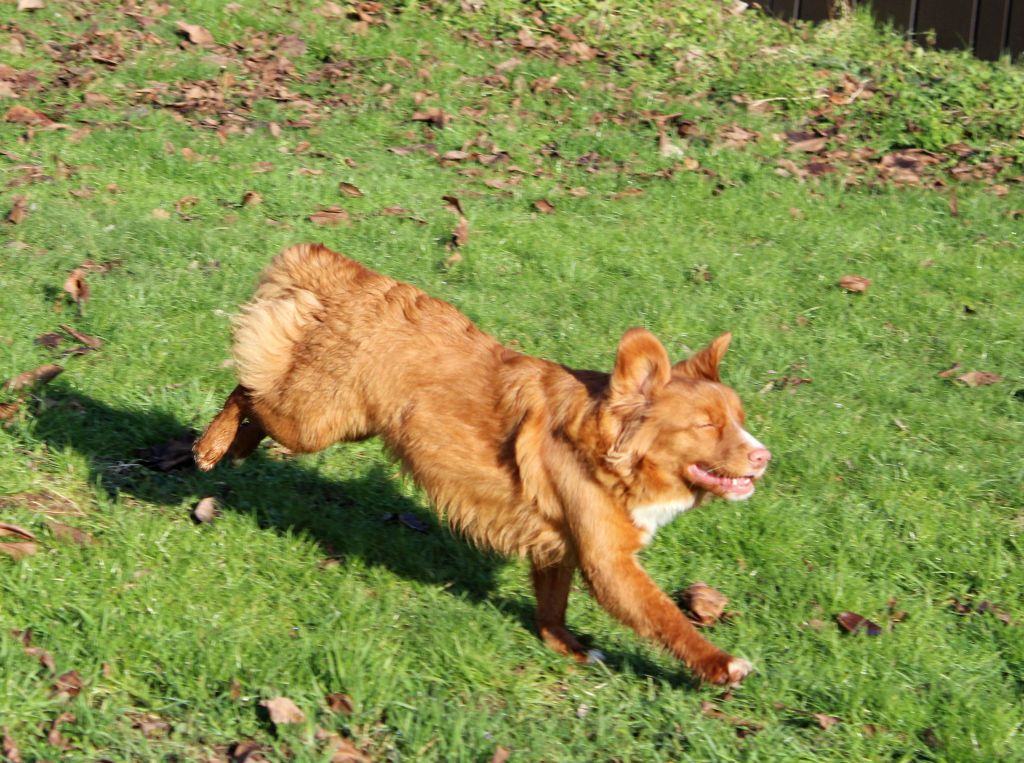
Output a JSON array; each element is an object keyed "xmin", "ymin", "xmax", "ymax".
[{"xmin": 631, "ymin": 498, "xmax": 695, "ymax": 545}]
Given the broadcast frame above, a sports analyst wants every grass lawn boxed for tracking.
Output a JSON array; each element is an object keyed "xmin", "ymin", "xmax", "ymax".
[{"xmin": 1, "ymin": 1, "xmax": 1022, "ymax": 761}]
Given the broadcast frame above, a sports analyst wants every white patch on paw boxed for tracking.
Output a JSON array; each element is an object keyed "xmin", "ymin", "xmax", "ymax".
[
  {"xmin": 727, "ymin": 657, "xmax": 753, "ymax": 685},
  {"xmin": 585, "ymin": 649, "xmax": 606, "ymax": 665}
]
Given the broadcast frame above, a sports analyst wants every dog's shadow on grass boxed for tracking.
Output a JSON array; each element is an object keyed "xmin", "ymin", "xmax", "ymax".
[{"xmin": 27, "ymin": 391, "xmax": 686, "ymax": 686}]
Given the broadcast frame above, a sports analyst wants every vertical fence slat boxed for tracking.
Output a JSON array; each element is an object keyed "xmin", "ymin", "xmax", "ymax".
[
  {"xmin": 867, "ymin": 0, "xmax": 915, "ymax": 29},
  {"xmin": 799, "ymin": 0, "xmax": 835, "ymax": 20},
  {"xmin": 1008, "ymin": 0, "xmax": 1024, "ymax": 58},
  {"xmin": 915, "ymin": 0, "xmax": 977, "ymax": 48},
  {"xmin": 974, "ymin": 0, "xmax": 1012, "ymax": 59}
]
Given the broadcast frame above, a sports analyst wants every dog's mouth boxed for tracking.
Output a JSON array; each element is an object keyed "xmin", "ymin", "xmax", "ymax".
[{"xmin": 685, "ymin": 463, "xmax": 758, "ymax": 500}]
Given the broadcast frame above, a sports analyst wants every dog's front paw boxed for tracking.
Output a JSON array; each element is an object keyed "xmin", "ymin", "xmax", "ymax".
[{"xmin": 694, "ymin": 652, "xmax": 754, "ymax": 686}]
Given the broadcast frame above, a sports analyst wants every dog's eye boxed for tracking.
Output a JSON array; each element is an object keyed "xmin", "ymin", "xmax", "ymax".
[{"xmin": 695, "ymin": 421, "xmax": 716, "ymax": 429}]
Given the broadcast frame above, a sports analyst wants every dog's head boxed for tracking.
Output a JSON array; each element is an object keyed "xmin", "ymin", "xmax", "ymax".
[{"xmin": 601, "ymin": 328, "xmax": 771, "ymax": 506}]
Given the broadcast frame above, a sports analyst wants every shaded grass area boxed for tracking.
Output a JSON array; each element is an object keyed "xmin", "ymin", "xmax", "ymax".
[{"xmin": 1, "ymin": 1, "xmax": 1022, "ymax": 761}]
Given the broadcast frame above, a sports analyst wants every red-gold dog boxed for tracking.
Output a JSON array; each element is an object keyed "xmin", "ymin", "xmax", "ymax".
[{"xmin": 195, "ymin": 244, "xmax": 771, "ymax": 685}]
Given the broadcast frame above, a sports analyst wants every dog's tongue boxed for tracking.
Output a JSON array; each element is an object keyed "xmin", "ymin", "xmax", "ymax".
[{"xmin": 686, "ymin": 464, "xmax": 754, "ymax": 497}]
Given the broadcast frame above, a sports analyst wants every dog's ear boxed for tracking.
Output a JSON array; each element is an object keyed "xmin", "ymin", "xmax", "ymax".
[
  {"xmin": 610, "ymin": 328, "xmax": 671, "ymax": 405},
  {"xmin": 672, "ymin": 332, "xmax": 731, "ymax": 383}
]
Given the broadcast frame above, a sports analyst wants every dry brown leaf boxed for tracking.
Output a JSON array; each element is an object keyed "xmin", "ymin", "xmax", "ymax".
[
  {"xmin": 151, "ymin": 208, "xmax": 171, "ymax": 220},
  {"xmin": 412, "ymin": 108, "xmax": 450, "ymax": 128},
  {"xmin": 60, "ymin": 324, "xmax": 101, "ymax": 349},
  {"xmin": 700, "ymin": 700, "xmax": 762, "ymax": 737},
  {"xmin": 956, "ymin": 371, "xmax": 1003, "ymax": 387},
  {"xmin": 47, "ymin": 520, "xmax": 94, "ymax": 546},
  {"xmin": 949, "ymin": 189, "xmax": 959, "ymax": 217},
  {"xmin": 491, "ymin": 747, "xmax": 511, "ymax": 763},
  {"xmin": 838, "ymin": 275, "xmax": 871, "ymax": 293},
  {"xmin": 4, "ymin": 104, "xmax": 57, "ymax": 127},
  {"xmin": 136, "ymin": 431, "xmax": 197, "ymax": 472},
  {"xmin": 338, "ymin": 182, "xmax": 364, "ymax": 198},
  {"xmin": 46, "ymin": 711, "xmax": 75, "ymax": 749},
  {"xmin": 176, "ymin": 21, "xmax": 215, "ymax": 47},
  {"xmin": 260, "ymin": 696, "xmax": 306, "ymax": 726},
  {"xmin": 242, "ymin": 191, "xmax": 263, "ymax": 207},
  {"xmin": 789, "ymin": 136, "xmax": 828, "ymax": 153},
  {"xmin": 533, "ymin": 199, "xmax": 555, "ymax": 214},
  {"xmin": 450, "ymin": 216, "xmax": 470, "ymax": 248},
  {"xmin": 835, "ymin": 611, "xmax": 881, "ymax": 636},
  {"xmin": 936, "ymin": 362, "xmax": 961, "ymax": 378},
  {"xmin": 0, "ymin": 523, "xmax": 36, "ymax": 541},
  {"xmin": 675, "ymin": 582, "xmax": 729, "ymax": 626},
  {"xmin": 3, "ymin": 363, "xmax": 63, "ymax": 393},
  {"xmin": 5, "ymin": 195, "xmax": 28, "ymax": 225},
  {"xmin": 51, "ymin": 670, "xmax": 83, "ymax": 700},
  {"xmin": 309, "ymin": 207, "xmax": 351, "ymax": 226},
  {"xmin": 322, "ymin": 734, "xmax": 370, "ymax": 763},
  {"xmin": 2, "ymin": 727, "xmax": 22, "ymax": 763},
  {"xmin": 191, "ymin": 496, "xmax": 219, "ymax": 524},
  {"xmin": 441, "ymin": 195, "xmax": 465, "ymax": 217},
  {"xmin": 325, "ymin": 692, "xmax": 354, "ymax": 714}
]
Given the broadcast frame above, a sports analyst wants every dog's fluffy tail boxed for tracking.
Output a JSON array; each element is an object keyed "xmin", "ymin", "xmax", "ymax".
[{"xmin": 232, "ymin": 243, "xmax": 365, "ymax": 401}]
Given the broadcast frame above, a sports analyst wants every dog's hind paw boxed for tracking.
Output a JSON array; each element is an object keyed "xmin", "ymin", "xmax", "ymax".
[{"xmin": 726, "ymin": 657, "xmax": 753, "ymax": 686}]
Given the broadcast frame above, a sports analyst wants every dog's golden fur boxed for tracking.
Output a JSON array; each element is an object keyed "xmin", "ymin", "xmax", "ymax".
[{"xmin": 195, "ymin": 244, "xmax": 771, "ymax": 685}]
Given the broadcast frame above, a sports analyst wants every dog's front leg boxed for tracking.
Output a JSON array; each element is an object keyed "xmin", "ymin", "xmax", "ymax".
[{"xmin": 551, "ymin": 463, "xmax": 751, "ymax": 685}]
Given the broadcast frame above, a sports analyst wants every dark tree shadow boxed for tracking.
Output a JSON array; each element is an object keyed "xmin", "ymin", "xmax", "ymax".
[{"xmin": 22, "ymin": 389, "xmax": 689, "ymax": 686}]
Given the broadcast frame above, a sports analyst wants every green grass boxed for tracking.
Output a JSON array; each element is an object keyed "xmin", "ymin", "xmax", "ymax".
[{"xmin": 1, "ymin": 2, "xmax": 1022, "ymax": 761}]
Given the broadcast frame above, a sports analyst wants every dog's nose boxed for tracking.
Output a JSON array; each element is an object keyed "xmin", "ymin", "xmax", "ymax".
[{"xmin": 748, "ymin": 448, "xmax": 771, "ymax": 470}]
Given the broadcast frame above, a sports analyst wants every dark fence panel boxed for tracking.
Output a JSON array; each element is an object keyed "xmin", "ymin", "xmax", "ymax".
[{"xmin": 759, "ymin": 0, "xmax": 1024, "ymax": 60}]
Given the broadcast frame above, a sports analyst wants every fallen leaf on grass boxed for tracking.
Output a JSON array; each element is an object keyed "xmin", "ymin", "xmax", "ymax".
[
  {"xmin": 191, "ymin": 497, "xmax": 219, "ymax": 524},
  {"xmin": 227, "ymin": 740, "xmax": 266, "ymax": 763},
  {"xmin": 5, "ymin": 195, "xmax": 28, "ymax": 224},
  {"xmin": 382, "ymin": 511, "xmax": 430, "ymax": 533},
  {"xmin": 773, "ymin": 702, "xmax": 841, "ymax": 729},
  {"xmin": 0, "ymin": 491, "xmax": 82, "ymax": 516},
  {"xmin": 51, "ymin": 670, "xmax": 83, "ymax": 701},
  {"xmin": 136, "ymin": 431, "xmax": 197, "ymax": 472},
  {"xmin": 949, "ymin": 597, "xmax": 1015, "ymax": 625},
  {"xmin": 441, "ymin": 195, "xmax": 465, "ymax": 217},
  {"xmin": 4, "ymin": 105, "xmax": 61, "ymax": 128},
  {"xmin": 151, "ymin": 208, "xmax": 171, "ymax": 220},
  {"xmin": 0, "ymin": 520, "xmax": 37, "ymax": 557},
  {"xmin": 835, "ymin": 611, "xmax": 882, "ymax": 636},
  {"xmin": 309, "ymin": 206, "xmax": 351, "ymax": 226},
  {"xmin": 317, "ymin": 730, "xmax": 370, "ymax": 763},
  {"xmin": 242, "ymin": 191, "xmax": 263, "ymax": 207},
  {"xmin": 325, "ymin": 692, "xmax": 354, "ymax": 714},
  {"xmin": 18, "ymin": 0, "xmax": 45, "ymax": 10},
  {"xmin": 533, "ymin": 199, "xmax": 555, "ymax": 214},
  {"xmin": 128, "ymin": 713, "xmax": 172, "ymax": 739},
  {"xmin": 675, "ymin": 582, "xmax": 729, "ymax": 626},
  {"xmin": 378, "ymin": 206, "xmax": 426, "ymax": 224},
  {"xmin": 412, "ymin": 108, "xmax": 451, "ymax": 128},
  {"xmin": 260, "ymin": 696, "xmax": 305, "ymax": 726},
  {"xmin": 175, "ymin": 21, "xmax": 215, "ymax": 47},
  {"xmin": 63, "ymin": 269, "xmax": 91, "ymax": 307},
  {"xmin": 838, "ymin": 275, "xmax": 871, "ymax": 293},
  {"xmin": 491, "ymin": 746, "xmax": 511, "ymax": 763},
  {"xmin": 700, "ymin": 700, "xmax": 762, "ymax": 737},
  {"xmin": 46, "ymin": 520, "xmax": 94, "ymax": 546},
  {"xmin": 936, "ymin": 362, "xmax": 961, "ymax": 378},
  {"xmin": 35, "ymin": 332, "xmax": 64, "ymax": 349},
  {"xmin": 11, "ymin": 628, "xmax": 56, "ymax": 672},
  {"xmin": 46, "ymin": 711, "xmax": 75, "ymax": 749},
  {"xmin": 955, "ymin": 371, "xmax": 1003, "ymax": 387},
  {"xmin": 3, "ymin": 363, "xmax": 63, "ymax": 392},
  {"xmin": 60, "ymin": 324, "xmax": 102, "ymax": 349},
  {"xmin": 2, "ymin": 728, "xmax": 21, "ymax": 763},
  {"xmin": 449, "ymin": 216, "xmax": 469, "ymax": 248},
  {"xmin": 338, "ymin": 182, "xmax": 364, "ymax": 198},
  {"xmin": 949, "ymin": 189, "xmax": 959, "ymax": 217}
]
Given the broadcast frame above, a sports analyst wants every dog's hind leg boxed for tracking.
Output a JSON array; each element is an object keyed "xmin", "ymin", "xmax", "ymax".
[
  {"xmin": 531, "ymin": 560, "xmax": 604, "ymax": 664},
  {"xmin": 194, "ymin": 385, "xmax": 262, "ymax": 471}
]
